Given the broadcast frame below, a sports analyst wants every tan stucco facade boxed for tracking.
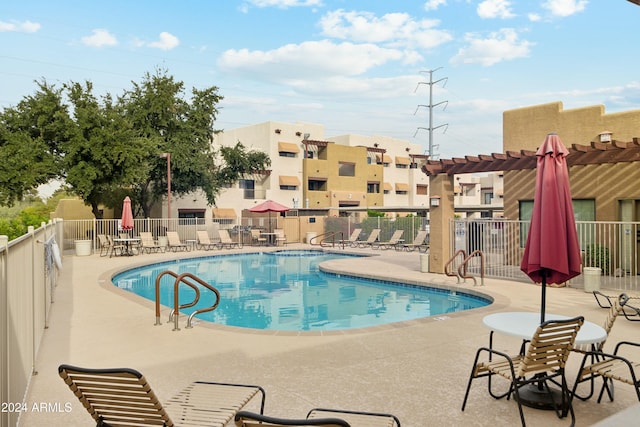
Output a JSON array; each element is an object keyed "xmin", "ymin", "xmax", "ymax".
[
  {"xmin": 503, "ymin": 101, "xmax": 640, "ymax": 152},
  {"xmin": 503, "ymin": 102, "xmax": 640, "ymax": 223}
]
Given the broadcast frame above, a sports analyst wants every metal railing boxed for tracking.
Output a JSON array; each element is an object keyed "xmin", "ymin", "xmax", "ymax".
[{"xmin": 451, "ymin": 219, "xmax": 640, "ymax": 292}]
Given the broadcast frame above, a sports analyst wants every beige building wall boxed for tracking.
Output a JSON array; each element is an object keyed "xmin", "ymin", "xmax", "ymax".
[
  {"xmin": 503, "ymin": 102, "xmax": 640, "ymax": 222},
  {"xmin": 503, "ymin": 101, "xmax": 640, "ymax": 151}
]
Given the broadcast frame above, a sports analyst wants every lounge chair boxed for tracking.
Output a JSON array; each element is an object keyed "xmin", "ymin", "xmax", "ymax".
[
  {"xmin": 235, "ymin": 408, "xmax": 401, "ymax": 427},
  {"xmin": 58, "ymin": 364, "xmax": 266, "ymax": 427},
  {"xmin": 197, "ymin": 230, "xmax": 221, "ymax": 250},
  {"xmin": 357, "ymin": 229, "xmax": 381, "ymax": 248},
  {"xmin": 139, "ymin": 231, "xmax": 163, "ymax": 253},
  {"xmin": 462, "ymin": 316, "xmax": 584, "ymax": 427},
  {"xmin": 338, "ymin": 229, "xmax": 362, "ymax": 247},
  {"xmin": 250, "ymin": 229, "xmax": 267, "ymax": 246},
  {"xmin": 371, "ymin": 230, "xmax": 404, "ymax": 250},
  {"xmin": 397, "ymin": 230, "xmax": 428, "ymax": 252},
  {"xmin": 593, "ymin": 290, "xmax": 639, "ymax": 320},
  {"xmin": 167, "ymin": 231, "xmax": 190, "ymax": 252},
  {"xmin": 218, "ymin": 229, "xmax": 243, "ymax": 249}
]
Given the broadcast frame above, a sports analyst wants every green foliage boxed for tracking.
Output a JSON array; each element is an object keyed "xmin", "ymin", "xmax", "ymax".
[
  {"xmin": 584, "ymin": 244, "xmax": 610, "ymax": 275},
  {"xmin": 366, "ymin": 209, "xmax": 385, "ymax": 217},
  {"xmin": 0, "ymin": 68, "xmax": 270, "ymax": 218}
]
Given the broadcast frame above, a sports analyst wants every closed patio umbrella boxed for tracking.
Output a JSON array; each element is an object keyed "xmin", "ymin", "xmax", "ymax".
[
  {"xmin": 121, "ymin": 196, "xmax": 134, "ymax": 235},
  {"xmin": 520, "ymin": 133, "xmax": 582, "ymax": 323}
]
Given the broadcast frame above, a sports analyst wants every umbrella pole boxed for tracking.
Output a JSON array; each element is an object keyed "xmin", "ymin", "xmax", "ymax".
[{"xmin": 540, "ymin": 271, "xmax": 546, "ymax": 324}]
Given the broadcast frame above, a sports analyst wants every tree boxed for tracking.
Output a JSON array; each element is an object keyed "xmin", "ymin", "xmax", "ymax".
[
  {"xmin": 121, "ymin": 68, "xmax": 270, "ymax": 217},
  {"xmin": 0, "ymin": 81, "xmax": 69, "ymax": 206},
  {"xmin": 63, "ymin": 81, "xmax": 153, "ymax": 218},
  {"xmin": 0, "ymin": 69, "xmax": 271, "ymax": 217}
]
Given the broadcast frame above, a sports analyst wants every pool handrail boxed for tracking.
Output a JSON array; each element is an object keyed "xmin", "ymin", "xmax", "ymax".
[{"xmin": 154, "ymin": 270, "xmax": 221, "ymax": 331}]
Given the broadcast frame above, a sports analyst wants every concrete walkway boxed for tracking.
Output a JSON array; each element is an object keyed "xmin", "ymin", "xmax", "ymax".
[{"xmin": 19, "ymin": 245, "xmax": 639, "ymax": 426}]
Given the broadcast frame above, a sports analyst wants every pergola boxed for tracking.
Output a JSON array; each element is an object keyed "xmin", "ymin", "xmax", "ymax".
[{"xmin": 422, "ymin": 138, "xmax": 640, "ymax": 274}]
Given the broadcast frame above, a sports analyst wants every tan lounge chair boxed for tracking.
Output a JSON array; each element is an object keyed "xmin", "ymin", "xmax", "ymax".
[
  {"xmin": 139, "ymin": 231, "xmax": 163, "ymax": 253},
  {"xmin": 97, "ymin": 234, "xmax": 112, "ymax": 257},
  {"xmin": 218, "ymin": 229, "xmax": 243, "ymax": 249},
  {"xmin": 357, "ymin": 229, "xmax": 381, "ymax": 248},
  {"xmin": 371, "ymin": 230, "xmax": 403, "ymax": 250},
  {"xmin": 167, "ymin": 231, "xmax": 190, "ymax": 252},
  {"xmin": 462, "ymin": 316, "xmax": 584, "ymax": 427},
  {"xmin": 339, "ymin": 228, "xmax": 362, "ymax": 247},
  {"xmin": 235, "ymin": 408, "xmax": 401, "ymax": 427},
  {"xmin": 397, "ymin": 230, "xmax": 428, "ymax": 252},
  {"xmin": 197, "ymin": 230, "xmax": 221, "ymax": 250},
  {"xmin": 58, "ymin": 364, "xmax": 266, "ymax": 427}
]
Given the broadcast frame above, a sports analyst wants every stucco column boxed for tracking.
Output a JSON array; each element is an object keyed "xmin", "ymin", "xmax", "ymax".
[{"xmin": 429, "ymin": 173, "xmax": 455, "ymax": 273}]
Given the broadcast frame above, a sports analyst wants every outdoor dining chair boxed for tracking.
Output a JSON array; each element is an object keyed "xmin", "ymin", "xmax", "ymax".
[
  {"xmin": 571, "ymin": 340, "xmax": 640, "ymax": 404},
  {"xmin": 462, "ymin": 316, "xmax": 584, "ymax": 427},
  {"xmin": 572, "ymin": 293, "xmax": 630, "ymax": 400},
  {"xmin": 58, "ymin": 364, "xmax": 266, "ymax": 427}
]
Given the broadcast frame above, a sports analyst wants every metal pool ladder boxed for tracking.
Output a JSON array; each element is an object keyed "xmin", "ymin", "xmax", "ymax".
[{"xmin": 154, "ymin": 271, "xmax": 221, "ymax": 331}]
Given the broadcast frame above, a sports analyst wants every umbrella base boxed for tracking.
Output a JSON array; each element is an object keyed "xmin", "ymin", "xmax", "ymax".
[{"xmin": 515, "ymin": 383, "xmax": 563, "ymax": 410}]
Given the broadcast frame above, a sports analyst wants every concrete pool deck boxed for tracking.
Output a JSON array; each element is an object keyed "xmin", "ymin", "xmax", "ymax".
[{"xmin": 19, "ymin": 244, "xmax": 640, "ymax": 426}]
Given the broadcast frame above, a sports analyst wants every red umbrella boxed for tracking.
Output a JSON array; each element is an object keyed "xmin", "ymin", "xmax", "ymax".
[
  {"xmin": 121, "ymin": 196, "xmax": 134, "ymax": 232},
  {"xmin": 520, "ymin": 133, "xmax": 581, "ymax": 323},
  {"xmin": 249, "ymin": 200, "xmax": 289, "ymax": 233}
]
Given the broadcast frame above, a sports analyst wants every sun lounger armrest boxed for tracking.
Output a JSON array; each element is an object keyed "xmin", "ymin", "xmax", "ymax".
[{"xmin": 235, "ymin": 410, "xmax": 351, "ymax": 426}]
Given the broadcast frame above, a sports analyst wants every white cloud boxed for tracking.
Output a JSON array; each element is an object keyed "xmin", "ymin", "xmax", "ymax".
[
  {"xmin": 218, "ymin": 40, "xmax": 404, "ymax": 82},
  {"xmin": 81, "ymin": 29, "xmax": 117, "ymax": 47},
  {"xmin": 528, "ymin": 13, "xmax": 542, "ymax": 22},
  {"xmin": 147, "ymin": 32, "xmax": 179, "ymax": 50},
  {"xmin": 542, "ymin": 0, "xmax": 588, "ymax": 17},
  {"xmin": 319, "ymin": 9, "xmax": 452, "ymax": 49},
  {"xmin": 450, "ymin": 28, "xmax": 533, "ymax": 66},
  {"xmin": 424, "ymin": 0, "xmax": 447, "ymax": 11},
  {"xmin": 477, "ymin": 0, "xmax": 516, "ymax": 19},
  {"xmin": 247, "ymin": 0, "xmax": 323, "ymax": 8},
  {"xmin": 0, "ymin": 20, "xmax": 40, "ymax": 33}
]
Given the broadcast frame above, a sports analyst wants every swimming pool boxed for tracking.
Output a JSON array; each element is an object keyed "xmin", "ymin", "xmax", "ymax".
[{"xmin": 113, "ymin": 250, "xmax": 490, "ymax": 331}]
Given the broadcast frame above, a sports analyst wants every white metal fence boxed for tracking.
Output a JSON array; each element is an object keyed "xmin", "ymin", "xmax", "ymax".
[{"xmin": 451, "ymin": 219, "xmax": 640, "ymax": 292}]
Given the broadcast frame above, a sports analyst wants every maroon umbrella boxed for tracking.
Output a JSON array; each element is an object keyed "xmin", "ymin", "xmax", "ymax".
[
  {"xmin": 121, "ymin": 196, "xmax": 134, "ymax": 233},
  {"xmin": 249, "ymin": 200, "xmax": 289, "ymax": 233},
  {"xmin": 520, "ymin": 133, "xmax": 581, "ymax": 323}
]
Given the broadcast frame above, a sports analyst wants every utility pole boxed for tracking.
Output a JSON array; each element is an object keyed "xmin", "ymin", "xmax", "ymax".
[{"xmin": 414, "ymin": 68, "xmax": 448, "ymax": 159}]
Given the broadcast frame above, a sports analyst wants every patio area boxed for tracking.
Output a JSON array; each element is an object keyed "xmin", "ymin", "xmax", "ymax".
[{"xmin": 19, "ymin": 244, "xmax": 639, "ymax": 426}]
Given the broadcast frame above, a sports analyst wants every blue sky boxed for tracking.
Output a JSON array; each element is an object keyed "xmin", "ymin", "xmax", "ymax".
[{"xmin": 2, "ymin": 0, "xmax": 639, "ymax": 159}]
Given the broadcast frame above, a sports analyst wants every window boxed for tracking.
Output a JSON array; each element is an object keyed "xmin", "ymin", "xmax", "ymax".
[
  {"xmin": 519, "ymin": 199, "xmax": 595, "ymax": 247},
  {"xmin": 338, "ymin": 162, "xmax": 355, "ymax": 177},
  {"xmin": 308, "ymin": 179, "xmax": 327, "ymax": 191},
  {"xmin": 279, "ymin": 151, "xmax": 296, "ymax": 158},
  {"xmin": 395, "ymin": 163, "xmax": 408, "ymax": 169},
  {"xmin": 367, "ymin": 181, "xmax": 380, "ymax": 194},
  {"xmin": 395, "ymin": 183, "xmax": 409, "ymax": 194},
  {"xmin": 178, "ymin": 209, "xmax": 205, "ymax": 225},
  {"xmin": 239, "ymin": 179, "xmax": 255, "ymax": 199},
  {"xmin": 279, "ymin": 176, "xmax": 300, "ymax": 191},
  {"xmin": 416, "ymin": 184, "xmax": 428, "ymax": 195},
  {"xmin": 483, "ymin": 192, "xmax": 493, "ymax": 204},
  {"xmin": 305, "ymin": 151, "xmax": 314, "ymax": 159}
]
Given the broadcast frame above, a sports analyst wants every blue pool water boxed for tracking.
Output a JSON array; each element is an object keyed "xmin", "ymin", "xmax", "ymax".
[{"xmin": 113, "ymin": 250, "xmax": 490, "ymax": 331}]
